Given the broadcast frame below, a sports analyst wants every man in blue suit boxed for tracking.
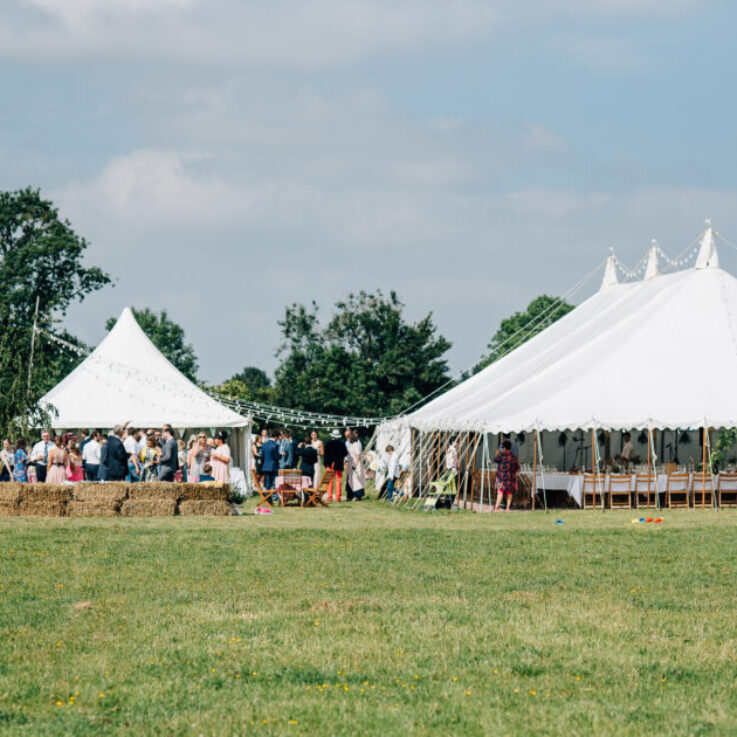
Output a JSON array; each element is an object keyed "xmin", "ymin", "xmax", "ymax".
[
  {"xmin": 99, "ymin": 425, "xmax": 128, "ymax": 481},
  {"xmin": 261, "ymin": 428, "xmax": 281, "ymax": 491}
]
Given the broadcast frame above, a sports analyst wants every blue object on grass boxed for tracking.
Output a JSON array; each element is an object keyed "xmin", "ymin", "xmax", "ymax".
[{"xmin": 555, "ymin": 519, "xmax": 564, "ymax": 524}]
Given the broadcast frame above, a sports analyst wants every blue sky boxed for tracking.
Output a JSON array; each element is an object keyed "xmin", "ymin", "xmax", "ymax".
[{"xmin": 1, "ymin": 0, "xmax": 736, "ymax": 382}]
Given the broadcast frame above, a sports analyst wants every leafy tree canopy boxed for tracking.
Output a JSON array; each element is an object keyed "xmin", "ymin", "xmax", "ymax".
[
  {"xmin": 476, "ymin": 295, "xmax": 574, "ymax": 372},
  {"xmin": 227, "ymin": 366, "xmax": 272, "ymax": 401},
  {"xmin": 273, "ymin": 290, "xmax": 451, "ymax": 418},
  {"xmin": 105, "ymin": 307, "xmax": 198, "ymax": 382},
  {"xmin": 0, "ymin": 188, "xmax": 110, "ymax": 435}
]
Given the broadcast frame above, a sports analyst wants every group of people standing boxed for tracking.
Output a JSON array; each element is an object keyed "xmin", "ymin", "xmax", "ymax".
[
  {"xmin": 0, "ymin": 424, "xmax": 233, "ymax": 484},
  {"xmin": 252, "ymin": 427, "xmax": 366, "ymax": 502}
]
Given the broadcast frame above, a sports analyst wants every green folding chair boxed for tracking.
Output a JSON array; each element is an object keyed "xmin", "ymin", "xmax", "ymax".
[{"xmin": 423, "ymin": 471, "xmax": 457, "ymax": 510}]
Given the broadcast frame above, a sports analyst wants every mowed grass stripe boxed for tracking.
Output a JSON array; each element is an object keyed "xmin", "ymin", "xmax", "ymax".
[{"xmin": 0, "ymin": 505, "xmax": 736, "ymax": 736}]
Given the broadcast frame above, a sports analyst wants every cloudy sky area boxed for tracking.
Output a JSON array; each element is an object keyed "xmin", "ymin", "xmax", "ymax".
[{"xmin": 2, "ymin": 0, "xmax": 736, "ymax": 382}]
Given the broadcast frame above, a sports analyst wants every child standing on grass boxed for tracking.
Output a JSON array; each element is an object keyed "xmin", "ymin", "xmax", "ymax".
[
  {"xmin": 493, "ymin": 440, "xmax": 519, "ymax": 512},
  {"xmin": 384, "ymin": 445, "xmax": 400, "ymax": 502}
]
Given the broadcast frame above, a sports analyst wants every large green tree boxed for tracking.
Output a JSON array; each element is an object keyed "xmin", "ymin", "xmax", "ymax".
[
  {"xmin": 273, "ymin": 290, "xmax": 451, "ymax": 417},
  {"xmin": 105, "ymin": 308, "xmax": 199, "ymax": 382},
  {"xmin": 476, "ymin": 294, "xmax": 574, "ymax": 372},
  {"xmin": 0, "ymin": 188, "xmax": 110, "ymax": 435},
  {"xmin": 229, "ymin": 366, "xmax": 272, "ymax": 399}
]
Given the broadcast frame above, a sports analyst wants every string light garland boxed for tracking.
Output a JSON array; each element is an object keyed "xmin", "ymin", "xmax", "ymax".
[{"xmin": 33, "ymin": 225, "xmax": 725, "ymax": 428}]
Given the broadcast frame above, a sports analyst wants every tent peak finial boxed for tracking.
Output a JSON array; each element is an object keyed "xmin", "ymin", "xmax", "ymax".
[
  {"xmin": 644, "ymin": 241, "xmax": 659, "ymax": 279},
  {"xmin": 695, "ymin": 224, "xmax": 718, "ymax": 269},
  {"xmin": 599, "ymin": 252, "xmax": 618, "ymax": 291}
]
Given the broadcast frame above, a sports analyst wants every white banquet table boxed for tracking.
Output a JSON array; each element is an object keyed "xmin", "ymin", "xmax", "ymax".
[{"xmin": 525, "ymin": 472, "xmax": 710, "ymax": 507}]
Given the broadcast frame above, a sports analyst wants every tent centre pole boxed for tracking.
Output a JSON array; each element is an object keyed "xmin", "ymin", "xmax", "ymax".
[{"xmin": 702, "ymin": 427, "xmax": 708, "ymax": 510}]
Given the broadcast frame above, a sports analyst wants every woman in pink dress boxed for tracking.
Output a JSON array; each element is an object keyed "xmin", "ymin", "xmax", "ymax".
[
  {"xmin": 66, "ymin": 440, "xmax": 84, "ymax": 482},
  {"xmin": 46, "ymin": 436, "xmax": 69, "ymax": 484},
  {"xmin": 210, "ymin": 431, "xmax": 231, "ymax": 483}
]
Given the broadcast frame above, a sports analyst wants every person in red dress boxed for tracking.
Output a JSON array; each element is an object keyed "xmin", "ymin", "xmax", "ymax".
[{"xmin": 493, "ymin": 440, "xmax": 520, "ymax": 512}]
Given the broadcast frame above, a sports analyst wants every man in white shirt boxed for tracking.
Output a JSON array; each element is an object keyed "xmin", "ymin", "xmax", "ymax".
[
  {"xmin": 82, "ymin": 432, "xmax": 102, "ymax": 480},
  {"xmin": 123, "ymin": 428, "xmax": 141, "ymax": 482},
  {"xmin": 30, "ymin": 429, "xmax": 54, "ymax": 483}
]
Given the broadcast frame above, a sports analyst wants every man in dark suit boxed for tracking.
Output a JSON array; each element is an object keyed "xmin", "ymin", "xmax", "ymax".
[
  {"xmin": 324, "ymin": 429, "xmax": 347, "ymax": 503},
  {"xmin": 99, "ymin": 425, "xmax": 128, "ymax": 481},
  {"xmin": 158, "ymin": 424, "xmax": 178, "ymax": 481},
  {"xmin": 261, "ymin": 428, "xmax": 281, "ymax": 491}
]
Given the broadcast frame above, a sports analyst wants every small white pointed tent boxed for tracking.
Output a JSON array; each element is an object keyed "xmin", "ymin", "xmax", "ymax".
[
  {"xmin": 40, "ymin": 307, "xmax": 248, "ymax": 430},
  {"xmin": 405, "ymin": 227, "xmax": 737, "ymax": 432}
]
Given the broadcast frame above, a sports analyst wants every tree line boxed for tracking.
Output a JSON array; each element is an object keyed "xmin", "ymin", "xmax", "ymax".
[{"xmin": 0, "ymin": 188, "xmax": 572, "ymax": 436}]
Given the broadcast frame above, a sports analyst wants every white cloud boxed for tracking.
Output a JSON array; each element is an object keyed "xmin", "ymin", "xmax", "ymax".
[{"xmin": 27, "ymin": 0, "xmax": 194, "ymax": 30}]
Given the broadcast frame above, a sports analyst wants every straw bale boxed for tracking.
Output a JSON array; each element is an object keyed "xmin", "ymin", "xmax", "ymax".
[
  {"xmin": 68, "ymin": 500, "xmax": 120, "ymax": 517},
  {"xmin": 20, "ymin": 484, "xmax": 73, "ymax": 503},
  {"xmin": 179, "ymin": 483, "xmax": 231, "ymax": 502},
  {"xmin": 72, "ymin": 483, "xmax": 128, "ymax": 503},
  {"xmin": 121, "ymin": 499, "xmax": 177, "ymax": 517},
  {"xmin": 0, "ymin": 483, "xmax": 23, "ymax": 502},
  {"xmin": 179, "ymin": 500, "xmax": 232, "ymax": 516},
  {"xmin": 127, "ymin": 483, "xmax": 181, "ymax": 501},
  {"xmin": 18, "ymin": 501, "xmax": 67, "ymax": 517},
  {"xmin": 0, "ymin": 501, "xmax": 18, "ymax": 516}
]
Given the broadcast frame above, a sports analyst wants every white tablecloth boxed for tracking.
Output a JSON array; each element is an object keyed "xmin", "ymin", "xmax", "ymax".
[
  {"xmin": 230, "ymin": 467, "xmax": 248, "ymax": 498},
  {"xmin": 275, "ymin": 475, "xmax": 313, "ymax": 489},
  {"xmin": 527, "ymin": 472, "xmax": 710, "ymax": 507}
]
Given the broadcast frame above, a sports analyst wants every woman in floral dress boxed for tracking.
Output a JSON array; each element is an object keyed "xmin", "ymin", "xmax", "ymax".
[{"xmin": 13, "ymin": 438, "xmax": 29, "ymax": 483}]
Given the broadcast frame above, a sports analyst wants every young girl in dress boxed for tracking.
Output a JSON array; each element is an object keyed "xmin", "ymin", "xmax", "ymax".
[{"xmin": 66, "ymin": 440, "xmax": 84, "ymax": 482}]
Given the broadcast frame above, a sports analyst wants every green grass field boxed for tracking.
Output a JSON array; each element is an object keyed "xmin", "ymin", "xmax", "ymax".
[{"xmin": 1, "ymin": 503, "xmax": 736, "ymax": 736}]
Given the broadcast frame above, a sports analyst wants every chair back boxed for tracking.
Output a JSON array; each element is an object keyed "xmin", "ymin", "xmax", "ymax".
[
  {"xmin": 634, "ymin": 473, "xmax": 657, "ymax": 493},
  {"xmin": 691, "ymin": 472, "xmax": 714, "ymax": 492},
  {"xmin": 608, "ymin": 474, "xmax": 631, "ymax": 492},
  {"xmin": 281, "ymin": 469, "xmax": 304, "ymax": 488},
  {"xmin": 718, "ymin": 472, "xmax": 737, "ymax": 491},
  {"xmin": 666, "ymin": 472, "xmax": 690, "ymax": 492},
  {"xmin": 583, "ymin": 472, "xmax": 604, "ymax": 493},
  {"xmin": 250, "ymin": 469, "xmax": 264, "ymax": 492},
  {"xmin": 317, "ymin": 468, "xmax": 335, "ymax": 491}
]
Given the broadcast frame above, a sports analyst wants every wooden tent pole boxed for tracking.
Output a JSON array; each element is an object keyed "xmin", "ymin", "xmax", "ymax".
[
  {"xmin": 532, "ymin": 430, "xmax": 538, "ymax": 511},
  {"xmin": 646, "ymin": 429, "xmax": 651, "ymax": 508},
  {"xmin": 591, "ymin": 429, "xmax": 597, "ymax": 508}
]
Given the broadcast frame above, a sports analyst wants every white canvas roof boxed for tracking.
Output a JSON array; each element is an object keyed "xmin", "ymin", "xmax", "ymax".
[
  {"xmin": 40, "ymin": 307, "xmax": 248, "ymax": 429},
  {"xmin": 405, "ymin": 228, "xmax": 737, "ymax": 433}
]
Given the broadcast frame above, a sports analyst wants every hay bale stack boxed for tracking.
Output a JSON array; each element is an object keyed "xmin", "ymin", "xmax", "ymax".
[
  {"xmin": 72, "ymin": 482, "xmax": 128, "ymax": 503},
  {"xmin": 179, "ymin": 500, "xmax": 231, "ymax": 516},
  {"xmin": 0, "ymin": 482, "xmax": 23, "ymax": 503},
  {"xmin": 20, "ymin": 484, "xmax": 73, "ymax": 503},
  {"xmin": 128, "ymin": 483, "xmax": 181, "ymax": 501},
  {"xmin": 121, "ymin": 499, "xmax": 177, "ymax": 517},
  {"xmin": 179, "ymin": 483, "xmax": 231, "ymax": 502},
  {"xmin": 0, "ymin": 501, "xmax": 19, "ymax": 516},
  {"xmin": 18, "ymin": 501, "xmax": 66, "ymax": 517},
  {"xmin": 68, "ymin": 500, "xmax": 120, "ymax": 517}
]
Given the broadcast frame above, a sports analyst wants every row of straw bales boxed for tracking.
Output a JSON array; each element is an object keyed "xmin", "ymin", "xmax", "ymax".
[{"xmin": 0, "ymin": 482, "xmax": 231, "ymax": 517}]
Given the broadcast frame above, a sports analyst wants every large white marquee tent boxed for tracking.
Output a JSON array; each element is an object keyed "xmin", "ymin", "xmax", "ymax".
[
  {"xmin": 39, "ymin": 308, "xmax": 250, "ymax": 464},
  {"xmin": 403, "ymin": 227, "xmax": 734, "ymax": 435}
]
